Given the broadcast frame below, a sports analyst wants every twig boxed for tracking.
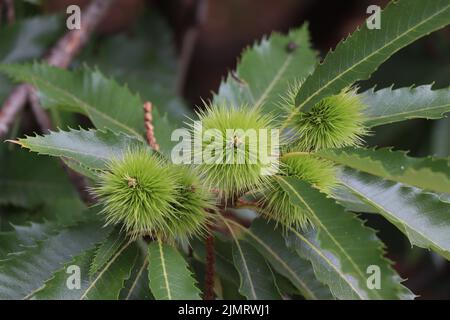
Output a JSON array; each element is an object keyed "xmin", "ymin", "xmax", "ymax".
[
  {"xmin": 0, "ymin": 84, "xmax": 29, "ymax": 136},
  {"xmin": 44, "ymin": 0, "xmax": 116, "ymax": 68},
  {"xmin": 236, "ymin": 198, "xmax": 259, "ymax": 208},
  {"xmin": 143, "ymin": 102, "xmax": 160, "ymax": 151},
  {"xmin": 28, "ymin": 87, "xmax": 52, "ymax": 132},
  {"xmin": 176, "ymin": 0, "xmax": 208, "ymax": 95},
  {"xmin": 0, "ymin": 0, "xmax": 116, "ymax": 139},
  {"xmin": 203, "ymin": 226, "xmax": 215, "ymax": 300}
]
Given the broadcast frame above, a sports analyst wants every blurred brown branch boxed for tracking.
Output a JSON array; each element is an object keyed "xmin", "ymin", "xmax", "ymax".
[
  {"xmin": 0, "ymin": 0, "xmax": 116, "ymax": 204},
  {"xmin": 176, "ymin": 0, "xmax": 208, "ymax": 95},
  {"xmin": 203, "ymin": 228, "xmax": 215, "ymax": 300},
  {"xmin": 0, "ymin": 0, "xmax": 116, "ymax": 139},
  {"xmin": 0, "ymin": 0, "xmax": 15, "ymax": 25}
]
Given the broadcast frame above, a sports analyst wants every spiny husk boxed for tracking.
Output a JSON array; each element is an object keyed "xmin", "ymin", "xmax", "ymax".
[
  {"xmin": 289, "ymin": 89, "xmax": 368, "ymax": 151},
  {"xmin": 193, "ymin": 104, "xmax": 280, "ymax": 202},
  {"xmin": 93, "ymin": 149, "xmax": 211, "ymax": 241},
  {"xmin": 167, "ymin": 164, "xmax": 214, "ymax": 240},
  {"xmin": 260, "ymin": 153, "xmax": 338, "ymax": 229}
]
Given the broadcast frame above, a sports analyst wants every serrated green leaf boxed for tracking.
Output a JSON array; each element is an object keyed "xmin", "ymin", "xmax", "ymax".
[
  {"xmin": 231, "ymin": 240, "xmax": 281, "ymax": 300},
  {"xmin": 0, "ymin": 204, "xmax": 96, "ymax": 261},
  {"xmin": 362, "ymin": 31, "xmax": 450, "ymax": 90},
  {"xmin": 0, "ymin": 198, "xmax": 87, "ymax": 233},
  {"xmin": 14, "ymin": 128, "xmax": 147, "ymax": 171},
  {"xmin": 0, "ymin": 220, "xmax": 110, "ymax": 299},
  {"xmin": 0, "ymin": 221, "xmax": 56, "ymax": 260},
  {"xmin": 272, "ymin": 272, "xmax": 299, "ymax": 297},
  {"xmin": 339, "ymin": 167, "xmax": 450, "ymax": 261},
  {"xmin": 284, "ymin": 227, "xmax": 360, "ymax": 300},
  {"xmin": 78, "ymin": 241, "xmax": 138, "ymax": 300},
  {"xmin": 317, "ymin": 147, "xmax": 450, "ymax": 194},
  {"xmin": 61, "ymin": 157, "xmax": 98, "ymax": 180},
  {"xmin": 361, "ymin": 85, "xmax": 450, "ymax": 127},
  {"xmin": 0, "ymin": 147, "xmax": 82, "ymax": 208},
  {"xmin": 120, "ymin": 249, "xmax": 152, "ymax": 300},
  {"xmin": 89, "ymin": 226, "xmax": 127, "ymax": 277},
  {"xmin": 0, "ymin": 62, "xmax": 142, "ymax": 136},
  {"xmin": 294, "ymin": 0, "xmax": 450, "ymax": 112},
  {"xmin": 30, "ymin": 248, "xmax": 95, "ymax": 299},
  {"xmin": 147, "ymin": 240, "xmax": 201, "ymax": 300},
  {"xmin": 0, "ymin": 63, "xmax": 176, "ymax": 153},
  {"xmin": 31, "ymin": 241, "xmax": 139, "ymax": 299},
  {"xmin": 81, "ymin": 12, "xmax": 190, "ymax": 124},
  {"xmin": 28, "ymin": 198, "xmax": 88, "ymax": 227},
  {"xmin": 276, "ymin": 176, "xmax": 413, "ymax": 299},
  {"xmin": 222, "ymin": 217, "xmax": 332, "ymax": 300},
  {"xmin": 220, "ymin": 217, "xmax": 282, "ymax": 300},
  {"xmin": 331, "ymin": 185, "xmax": 378, "ymax": 213},
  {"xmin": 213, "ymin": 25, "xmax": 317, "ymax": 117}
]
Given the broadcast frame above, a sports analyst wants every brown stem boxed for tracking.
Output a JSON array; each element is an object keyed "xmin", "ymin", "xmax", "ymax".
[
  {"xmin": 236, "ymin": 198, "xmax": 259, "ymax": 208},
  {"xmin": 203, "ymin": 226, "xmax": 215, "ymax": 300},
  {"xmin": 143, "ymin": 102, "xmax": 160, "ymax": 151},
  {"xmin": 176, "ymin": 0, "xmax": 208, "ymax": 95},
  {"xmin": 0, "ymin": 0, "xmax": 116, "ymax": 139},
  {"xmin": 44, "ymin": 0, "xmax": 116, "ymax": 68},
  {"xmin": 28, "ymin": 87, "xmax": 52, "ymax": 132},
  {"xmin": 0, "ymin": 84, "xmax": 29, "ymax": 136},
  {"xmin": 4, "ymin": 0, "xmax": 15, "ymax": 25}
]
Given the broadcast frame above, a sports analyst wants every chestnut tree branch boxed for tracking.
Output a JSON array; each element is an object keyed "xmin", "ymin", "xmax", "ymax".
[
  {"xmin": 0, "ymin": 0, "xmax": 116, "ymax": 139},
  {"xmin": 203, "ymin": 229, "xmax": 215, "ymax": 300},
  {"xmin": 2, "ymin": 0, "xmax": 15, "ymax": 25},
  {"xmin": 176, "ymin": 0, "xmax": 208, "ymax": 95},
  {"xmin": 28, "ymin": 87, "xmax": 52, "ymax": 132},
  {"xmin": 0, "ymin": 0, "xmax": 116, "ymax": 204}
]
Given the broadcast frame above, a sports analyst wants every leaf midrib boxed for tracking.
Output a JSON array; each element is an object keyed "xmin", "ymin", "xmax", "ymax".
[
  {"xmin": 276, "ymin": 176, "xmax": 382, "ymax": 299},
  {"xmin": 158, "ymin": 239, "xmax": 172, "ymax": 300},
  {"xmin": 79, "ymin": 241, "xmax": 132, "ymax": 300},
  {"xmin": 20, "ymin": 140, "xmax": 111, "ymax": 162},
  {"xmin": 222, "ymin": 218, "xmax": 257, "ymax": 299},
  {"xmin": 340, "ymin": 179, "xmax": 449, "ymax": 255},
  {"xmin": 366, "ymin": 102, "xmax": 450, "ymax": 123},
  {"xmin": 287, "ymin": 226, "xmax": 363, "ymax": 299},
  {"xmin": 125, "ymin": 258, "xmax": 148, "ymax": 300},
  {"xmin": 253, "ymin": 53, "xmax": 294, "ymax": 107},
  {"xmin": 224, "ymin": 217, "xmax": 317, "ymax": 300}
]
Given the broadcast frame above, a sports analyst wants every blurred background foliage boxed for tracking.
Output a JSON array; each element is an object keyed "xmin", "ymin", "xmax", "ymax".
[{"xmin": 0, "ymin": 0, "xmax": 449, "ymax": 298}]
